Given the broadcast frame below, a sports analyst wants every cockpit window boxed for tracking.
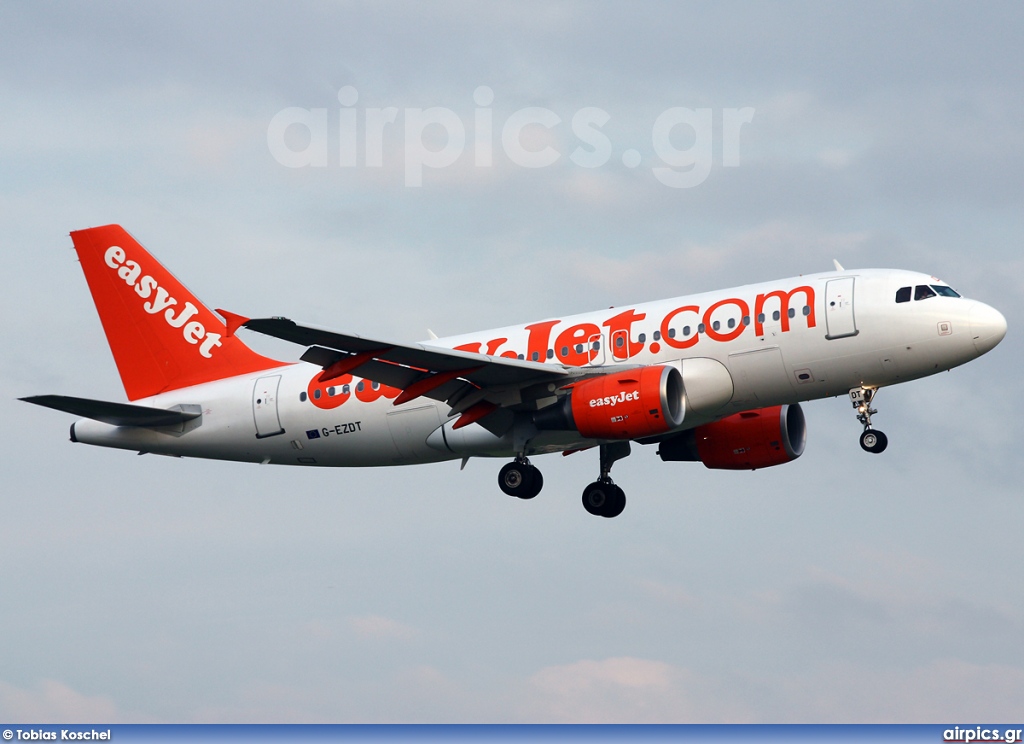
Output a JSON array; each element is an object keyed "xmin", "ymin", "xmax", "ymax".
[
  {"xmin": 931, "ymin": 285, "xmax": 961, "ymax": 298},
  {"xmin": 895, "ymin": 286, "xmax": 911, "ymax": 303},
  {"xmin": 914, "ymin": 285, "xmax": 936, "ymax": 300}
]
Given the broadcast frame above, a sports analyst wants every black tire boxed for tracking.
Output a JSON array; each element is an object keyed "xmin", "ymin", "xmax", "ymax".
[
  {"xmin": 860, "ymin": 429, "xmax": 889, "ymax": 454},
  {"xmin": 498, "ymin": 461, "xmax": 535, "ymax": 498},
  {"xmin": 520, "ymin": 466, "xmax": 543, "ymax": 500},
  {"xmin": 582, "ymin": 481, "xmax": 611, "ymax": 516},
  {"xmin": 582, "ymin": 481, "xmax": 625, "ymax": 517},
  {"xmin": 604, "ymin": 485, "xmax": 626, "ymax": 518}
]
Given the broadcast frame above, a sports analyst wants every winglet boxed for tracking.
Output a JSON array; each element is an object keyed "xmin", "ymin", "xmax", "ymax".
[
  {"xmin": 215, "ymin": 308, "xmax": 250, "ymax": 338},
  {"xmin": 833, "ymin": 259, "xmax": 845, "ymax": 272}
]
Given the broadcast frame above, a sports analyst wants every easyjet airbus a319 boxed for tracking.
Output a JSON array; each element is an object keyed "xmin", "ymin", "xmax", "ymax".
[{"xmin": 23, "ymin": 225, "xmax": 1007, "ymax": 517}]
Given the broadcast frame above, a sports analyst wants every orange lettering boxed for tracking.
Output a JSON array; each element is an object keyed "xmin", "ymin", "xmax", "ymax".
[
  {"xmin": 754, "ymin": 286, "xmax": 815, "ymax": 336},
  {"xmin": 703, "ymin": 297, "xmax": 749, "ymax": 342},
  {"xmin": 660, "ymin": 305, "xmax": 700, "ymax": 349},
  {"xmin": 485, "ymin": 338, "xmax": 508, "ymax": 355},
  {"xmin": 603, "ymin": 309, "xmax": 647, "ymax": 359},
  {"xmin": 555, "ymin": 323, "xmax": 600, "ymax": 366},
  {"xmin": 524, "ymin": 320, "xmax": 559, "ymax": 363},
  {"xmin": 355, "ymin": 378, "xmax": 401, "ymax": 403},
  {"xmin": 308, "ymin": 373, "xmax": 352, "ymax": 410}
]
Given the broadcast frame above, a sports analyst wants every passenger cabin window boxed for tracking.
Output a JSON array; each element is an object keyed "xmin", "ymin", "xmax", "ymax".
[
  {"xmin": 914, "ymin": 285, "xmax": 937, "ymax": 301},
  {"xmin": 932, "ymin": 285, "xmax": 961, "ymax": 298},
  {"xmin": 895, "ymin": 287, "xmax": 911, "ymax": 303}
]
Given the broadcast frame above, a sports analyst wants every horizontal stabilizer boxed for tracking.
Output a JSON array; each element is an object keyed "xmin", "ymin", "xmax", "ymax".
[{"xmin": 20, "ymin": 395, "xmax": 201, "ymax": 427}]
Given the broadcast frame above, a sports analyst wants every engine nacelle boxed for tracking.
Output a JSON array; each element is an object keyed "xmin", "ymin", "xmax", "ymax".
[
  {"xmin": 566, "ymin": 365, "xmax": 685, "ymax": 440},
  {"xmin": 658, "ymin": 403, "xmax": 806, "ymax": 470}
]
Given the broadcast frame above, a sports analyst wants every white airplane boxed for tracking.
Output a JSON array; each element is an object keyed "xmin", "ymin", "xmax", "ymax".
[{"xmin": 23, "ymin": 225, "xmax": 1007, "ymax": 517}]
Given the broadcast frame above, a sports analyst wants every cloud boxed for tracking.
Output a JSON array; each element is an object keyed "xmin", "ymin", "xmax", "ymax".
[
  {"xmin": 517, "ymin": 654, "xmax": 1024, "ymax": 723},
  {"xmin": 0, "ymin": 679, "xmax": 151, "ymax": 723},
  {"xmin": 348, "ymin": 614, "xmax": 418, "ymax": 641},
  {"xmin": 521, "ymin": 657, "xmax": 749, "ymax": 722}
]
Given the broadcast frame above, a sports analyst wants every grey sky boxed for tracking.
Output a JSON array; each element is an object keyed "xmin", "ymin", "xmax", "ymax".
[{"xmin": 1, "ymin": 1, "xmax": 1021, "ymax": 722}]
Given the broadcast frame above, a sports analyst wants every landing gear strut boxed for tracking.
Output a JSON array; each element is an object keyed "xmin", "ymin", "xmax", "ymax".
[
  {"xmin": 498, "ymin": 457, "xmax": 543, "ymax": 499},
  {"xmin": 850, "ymin": 386, "xmax": 888, "ymax": 454},
  {"xmin": 582, "ymin": 442, "xmax": 630, "ymax": 518}
]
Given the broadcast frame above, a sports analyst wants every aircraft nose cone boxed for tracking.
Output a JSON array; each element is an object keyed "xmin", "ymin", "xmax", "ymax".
[{"xmin": 969, "ymin": 301, "xmax": 1007, "ymax": 356}]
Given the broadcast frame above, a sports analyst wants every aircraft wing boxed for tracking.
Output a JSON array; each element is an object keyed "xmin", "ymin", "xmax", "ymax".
[{"xmin": 239, "ymin": 316, "xmax": 584, "ymax": 418}]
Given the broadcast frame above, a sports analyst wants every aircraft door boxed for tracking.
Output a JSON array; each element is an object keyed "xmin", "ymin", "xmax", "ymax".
[
  {"xmin": 825, "ymin": 277, "xmax": 858, "ymax": 339},
  {"xmin": 252, "ymin": 374, "xmax": 285, "ymax": 438},
  {"xmin": 610, "ymin": 329, "xmax": 631, "ymax": 361}
]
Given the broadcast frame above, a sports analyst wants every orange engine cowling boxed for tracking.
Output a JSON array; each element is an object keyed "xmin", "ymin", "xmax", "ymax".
[
  {"xmin": 568, "ymin": 365, "xmax": 685, "ymax": 439},
  {"xmin": 658, "ymin": 404, "xmax": 806, "ymax": 470}
]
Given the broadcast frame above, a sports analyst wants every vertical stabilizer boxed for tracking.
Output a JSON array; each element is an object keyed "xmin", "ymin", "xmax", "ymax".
[{"xmin": 71, "ymin": 224, "xmax": 284, "ymax": 400}]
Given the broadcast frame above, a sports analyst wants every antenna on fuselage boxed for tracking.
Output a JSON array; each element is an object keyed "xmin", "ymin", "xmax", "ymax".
[{"xmin": 833, "ymin": 259, "xmax": 845, "ymax": 272}]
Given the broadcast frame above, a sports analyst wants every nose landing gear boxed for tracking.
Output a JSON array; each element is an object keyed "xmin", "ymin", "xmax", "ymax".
[{"xmin": 850, "ymin": 386, "xmax": 888, "ymax": 454}]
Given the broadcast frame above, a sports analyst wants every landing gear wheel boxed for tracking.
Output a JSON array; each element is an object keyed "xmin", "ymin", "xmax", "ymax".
[
  {"xmin": 582, "ymin": 481, "xmax": 626, "ymax": 518},
  {"xmin": 498, "ymin": 461, "xmax": 543, "ymax": 499},
  {"xmin": 605, "ymin": 485, "xmax": 626, "ymax": 518},
  {"xmin": 859, "ymin": 429, "xmax": 888, "ymax": 454},
  {"xmin": 522, "ymin": 467, "xmax": 543, "ymax": 499}
]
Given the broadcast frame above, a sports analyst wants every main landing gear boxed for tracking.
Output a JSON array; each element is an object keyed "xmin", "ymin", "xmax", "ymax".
[
  {"xmin": 581, "ymin": 442, "xmax": 630, "ymax": 518},
  {"xmin": 850, "ymin": 386, "xmax": 888, "ymax": 454},
  {"xmin": 498, "ymin": 458, "xmax": 543, "ymax": 499},
  {"xmin": 496, "ymin": 442, "xmax": 632, "ymax": 518}
]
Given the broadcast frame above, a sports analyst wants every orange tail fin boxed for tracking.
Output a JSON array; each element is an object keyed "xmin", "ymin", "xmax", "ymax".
[{"xmin": 71, "ymin": 224, "xmax": 284, "ymax": 401}]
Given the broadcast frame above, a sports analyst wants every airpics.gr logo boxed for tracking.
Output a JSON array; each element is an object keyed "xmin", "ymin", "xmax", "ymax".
[
  {"xmin": 943, "ymin": 727, "xmax": 1022, "ymax": 743},
  {"xmin": 589, "ymin": 390, "xmax": 639, "ymax": 408},
  {"xmin": 103, "ymin": 245, "xmax": 223, "ymax": 358}
]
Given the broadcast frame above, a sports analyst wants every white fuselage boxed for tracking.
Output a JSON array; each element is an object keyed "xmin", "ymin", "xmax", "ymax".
[{"xmin": 71, "ymin": 268, "xmax": 1003, "ymax": 466}]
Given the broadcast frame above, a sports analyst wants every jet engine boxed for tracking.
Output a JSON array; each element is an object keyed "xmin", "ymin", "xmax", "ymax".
[
  {"xmin": 536, "ymin": 365, "xmax": 685, "ymax": 439},
  {"xmin": 658, "ymin": 404, "xmax": 806, "ymax": 470}
]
